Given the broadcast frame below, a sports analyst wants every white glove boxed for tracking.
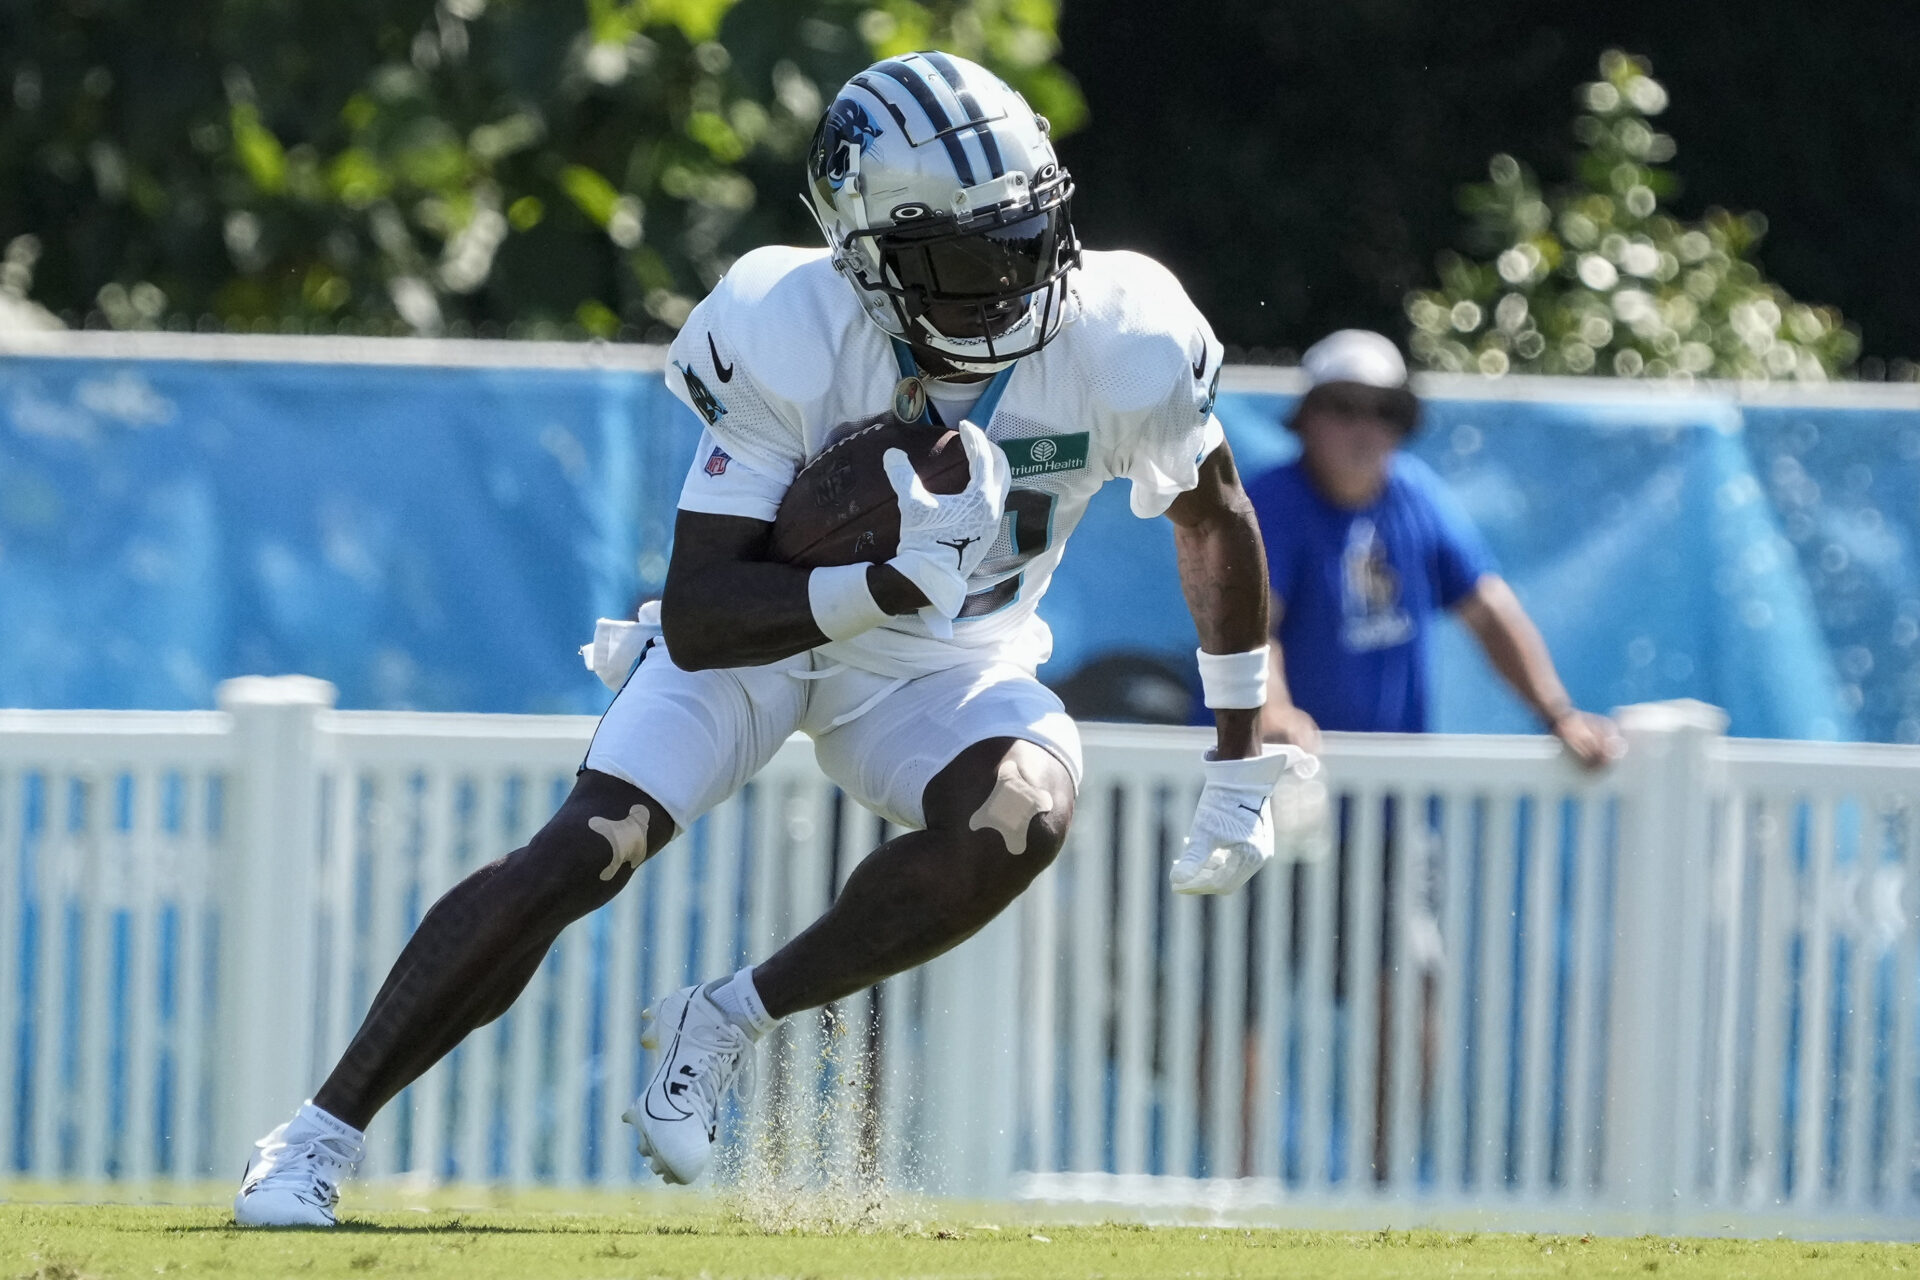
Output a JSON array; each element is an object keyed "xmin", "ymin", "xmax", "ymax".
[
  {"xmin": 1171, "ymin": 745, "xmax": 1317, "ymax": 895},
  {"xmin": 882, "ymin": 420, "xmax": 1009, "ymax": 640}
]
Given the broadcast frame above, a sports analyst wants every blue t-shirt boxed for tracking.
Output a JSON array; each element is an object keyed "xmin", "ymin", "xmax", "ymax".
[{"xmin": 1246, "ymin": 453, "xmax": 1495, "ymax": 733}]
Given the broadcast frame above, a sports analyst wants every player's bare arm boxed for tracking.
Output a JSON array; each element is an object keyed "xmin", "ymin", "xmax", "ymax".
[
  {"xmin": 1165, "ymin": 441, "xmax": 1270, "ymax": 761},
  {"xmin": 1455, "ymin": 574, "xmax": 1621, "ymax": 769},
  {"xmin": 1164, "ymin": 440, "xmax": 1316, "ymax": 896},
  {"xmin": 661, "ymin": 511, "xmax": 927, "ymax": 670},
  {"xmin": 664, "ymin": 415, "xmax": 1009, "ymax": 668}
]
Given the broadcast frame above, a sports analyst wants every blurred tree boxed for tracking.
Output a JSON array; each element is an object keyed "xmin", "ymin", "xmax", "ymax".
[
  {"xmin": 0, "ymin": 0, "xmax": 1081, "ymax": 338},
  {"xmin": 1055, "ymin": 1, "xmax": 1918, "ymax": 369},
  {"xmin": 1407, "ymin": 51, "xmax": 1859, "ymax": 382}
]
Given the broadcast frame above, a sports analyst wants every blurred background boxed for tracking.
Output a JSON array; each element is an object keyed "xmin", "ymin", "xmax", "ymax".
[{"xmin": 3, "ymin": 0, "xmax": 1919, "ymax": 739}]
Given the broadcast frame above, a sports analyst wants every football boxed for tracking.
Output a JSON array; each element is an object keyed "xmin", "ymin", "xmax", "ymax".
[{"xmin": 769, "ymin": 416, "xmax": 970, "ymax": 567}]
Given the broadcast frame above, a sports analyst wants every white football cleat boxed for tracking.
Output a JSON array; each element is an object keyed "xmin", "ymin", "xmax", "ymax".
[
  {"xmin": 622, "ymin": 983, "xmax": 757, "ymax": 1184},
  {"xmin": 232, "ymin": 1106, "xmax": 363, "ymax": 1227}
]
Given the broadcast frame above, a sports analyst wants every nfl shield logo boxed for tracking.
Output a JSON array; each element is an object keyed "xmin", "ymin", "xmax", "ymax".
[{"xmin": 704, "ymin": 446, "xmax": 731, "ymax": 477}]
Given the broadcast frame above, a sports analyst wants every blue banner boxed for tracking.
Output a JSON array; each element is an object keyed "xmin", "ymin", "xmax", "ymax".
[
  {"xmin": 0, "ymin": 354, "xmax": 694, "ymax": 713},
  {"xmin": 0, "ymin": 347, "xmax": 1904, "ymax": 741}
]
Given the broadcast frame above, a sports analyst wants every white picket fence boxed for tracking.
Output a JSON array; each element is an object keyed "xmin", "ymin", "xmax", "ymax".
[{"xmin": 3, "ymin": 680, "xmax": 1919, "ymax": 1238}]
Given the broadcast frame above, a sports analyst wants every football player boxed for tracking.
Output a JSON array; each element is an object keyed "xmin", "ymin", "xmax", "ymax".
[{"xmin": 233, "ymin": 51, "xmax": 1306, "ymax": 1225}]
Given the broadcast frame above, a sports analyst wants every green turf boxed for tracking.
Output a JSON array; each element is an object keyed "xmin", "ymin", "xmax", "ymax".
[{"xmin": 3, "ymin": 1193, "xmax": 1918, "ymax": 1280}]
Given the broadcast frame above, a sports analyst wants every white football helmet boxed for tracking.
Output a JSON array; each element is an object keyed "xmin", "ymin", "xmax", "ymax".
[{"xmin": 805, "ymin": 51, "xmax": 1079, "ymax": 374}]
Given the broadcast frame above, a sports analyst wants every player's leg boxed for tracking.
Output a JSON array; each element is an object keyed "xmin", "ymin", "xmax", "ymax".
[
  {"xmin": 628, "ymin": 664, "xmax": 1079, "ymax": 1183},
  {"xmin": 752, "ymin": 736, "xmax": 1074, "ymax": 1014},
  {"xmin": 312, "ymin": 770, "xmax": 670, "ymax": 1130},
  {"xmin": 236, "ymin": 644, "xmax": 803, "ymax": 1226},
  {"xmin": 629, "ymin": 736, "xmax": 1073, "ymax": 1184},
  {"xmin": 233, "ymin": 769, "xmax": 671, "ymax": 1227}
]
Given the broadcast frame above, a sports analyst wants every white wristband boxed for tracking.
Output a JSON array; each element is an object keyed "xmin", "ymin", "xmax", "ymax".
[
  {"xmin": 809, "ymin": 564, "xmax": 891, "ymax": 641},
  {"xmin": 1196, "ymin": 645, "xmax": 1270, "ymax": 709}
]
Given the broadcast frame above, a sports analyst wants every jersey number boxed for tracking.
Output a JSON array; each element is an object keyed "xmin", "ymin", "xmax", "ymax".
[{"xmin": 958, "ymin": 489, "xmax": 1056, "ymax": 620}]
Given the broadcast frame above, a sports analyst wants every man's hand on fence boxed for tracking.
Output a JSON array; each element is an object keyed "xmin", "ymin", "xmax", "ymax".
[
  {"xmin": 1171, "ymin": 745, "xmax": 1315, "ymax": 895},
  {"xmin": 1551, "ymin": 709, "xmax": 1623, "ymax": 771},
  {"xmin": 1261, "ymin": 703, "xmax": 1322, "ymax": 754}
]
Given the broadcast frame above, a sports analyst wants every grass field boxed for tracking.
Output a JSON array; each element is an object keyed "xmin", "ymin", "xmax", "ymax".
[{"xmin": 3, "ymin": 1190, "xmax": 1918, "ymax": 1280}]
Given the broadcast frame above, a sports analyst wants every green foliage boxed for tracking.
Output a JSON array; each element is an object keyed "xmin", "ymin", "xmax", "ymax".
[
  {"xmin": 0, "ymin": 0, "xmax": 1080, "ymax": 338},
  {"xmin": 1407, "ymin": 51, "xmax": 1860, "ymax": 382}
]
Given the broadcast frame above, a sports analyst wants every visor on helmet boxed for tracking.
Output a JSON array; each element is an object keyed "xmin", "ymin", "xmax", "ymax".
[{"xmin": 882, "ymin": 210, "xmax": 1065, "ymax": 303}]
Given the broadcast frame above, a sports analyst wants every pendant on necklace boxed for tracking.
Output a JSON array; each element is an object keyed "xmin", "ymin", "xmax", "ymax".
[{"xmin": 892, "ymin": 376, "xmax": 928, "ymax": 424}]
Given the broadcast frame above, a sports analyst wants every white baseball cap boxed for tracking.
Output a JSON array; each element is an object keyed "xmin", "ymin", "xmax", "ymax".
[{"xmin": 1301, "ymin": 329, "xmax": 1408, "ymax": 389}]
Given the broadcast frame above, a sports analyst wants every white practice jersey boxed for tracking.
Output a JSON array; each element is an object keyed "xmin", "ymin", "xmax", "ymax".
[{"xmin": 669, "ymin": 246, "xmax": 1226, "ymax": 679}]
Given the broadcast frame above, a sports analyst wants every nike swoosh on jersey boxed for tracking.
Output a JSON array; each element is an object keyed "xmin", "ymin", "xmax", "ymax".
[{"xmin": 708, "ymin": 332, "xmax": 734, "ymax": 382}]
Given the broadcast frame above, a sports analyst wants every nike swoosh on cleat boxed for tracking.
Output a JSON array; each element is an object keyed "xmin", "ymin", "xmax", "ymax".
[
  {"xmin": 645, "ymin": 1054, "xmax": 696, "ymax": 1119},
  {"xmin": 642, "ymin": 998, "xmax": 700, "ymax": 1121},
  {"xmin": 1192, "ymin": 350, "xmax": 1206, "ymax": 380},
  {"xmin": 1236, "ymin": 802, "xmax": 1266, "ymax": 817},
  {"xmin": 708, "ymin": 332, "xmax": 734, "ymax": 382},
  {"xmin": 645, "ymin": 1094, "xmax": 692, "ymax": 1122}
]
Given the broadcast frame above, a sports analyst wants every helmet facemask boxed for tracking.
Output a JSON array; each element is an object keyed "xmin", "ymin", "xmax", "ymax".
[{"xmin": 852, "ymin": 169, "xmax": 1078, "ymax": 371}]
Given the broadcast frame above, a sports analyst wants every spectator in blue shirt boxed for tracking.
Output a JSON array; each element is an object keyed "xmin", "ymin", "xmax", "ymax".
[
  {"xmin": 1247, "ymin": 330, "xmax": 1618, "ymax": 768},
  {"xmin": 1250, "ymin": 331, "xmax": 1617, "ymax": 1181}
]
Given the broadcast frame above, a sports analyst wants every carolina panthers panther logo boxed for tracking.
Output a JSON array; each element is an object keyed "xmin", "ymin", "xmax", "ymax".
[
  {"xmin": 810, "ymin": 100, "xmax": 883, "ymax": 199},
  {"xmin": 1199, "ymin": 364, "xmax": 1222, "ymax": 418},
  {"xmin": 674, "ymin": 361, "xmax": 727, "ymax": 426}
]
